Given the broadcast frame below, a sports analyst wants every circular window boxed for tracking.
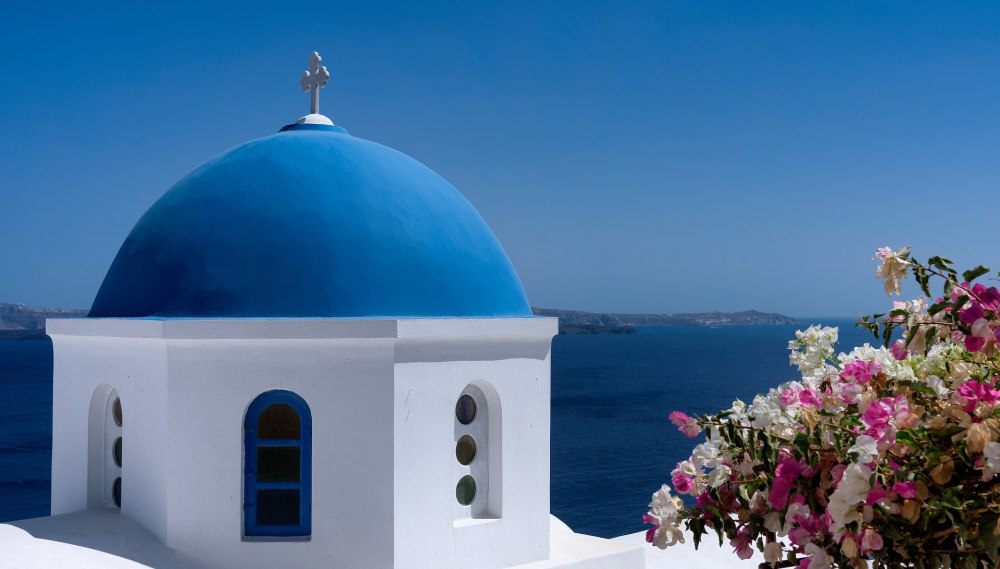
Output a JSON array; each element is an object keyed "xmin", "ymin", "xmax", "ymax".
[
  {"xmin": 455, "ymin": 394, "xmax": 477, "ymax": 425},
  {"xmin": 113, "ymin": 437, "xmax": 123, "ymax": 468},
  {"xmin": 456, "ymin": 435, "xmax": 477, "ymax": 465},
  {"xmin": 112, "ymin": 398, "xmax": 123, "ymax": 426},
  {"xmin": 112, "ymin": 477, "xmax": 122, "ymax": 508},
  {"xmin": 456, "ymin": 475, "xmax": 476, "ymax": 506}
]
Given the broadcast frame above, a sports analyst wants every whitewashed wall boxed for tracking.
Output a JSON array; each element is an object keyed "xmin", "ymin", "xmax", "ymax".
[{"xmin": 47, "ymin": 317, "xmax": 559, "ymax": 569}]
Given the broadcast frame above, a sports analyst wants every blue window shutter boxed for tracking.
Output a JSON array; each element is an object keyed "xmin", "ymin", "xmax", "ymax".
[{"xmin": 243, "ymin": 390, "xmax": 312, "ymax": 537}]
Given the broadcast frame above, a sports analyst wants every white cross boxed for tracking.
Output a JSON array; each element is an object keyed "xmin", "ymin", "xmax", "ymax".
[{"xmin": 299, "ymin": 52, "xmax": 330, "ymax": 116}]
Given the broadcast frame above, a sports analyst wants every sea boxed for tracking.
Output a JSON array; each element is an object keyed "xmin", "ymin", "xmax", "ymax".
[{"xmin": 0, "ymin": 318, "xmax": 877, "ymax": 538}]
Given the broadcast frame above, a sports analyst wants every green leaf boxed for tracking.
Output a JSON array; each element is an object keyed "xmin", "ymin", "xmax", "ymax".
[
  {"xmin": 882, "ymin": 323, "xmax": 894, "ymax": 348},
  {"xmin": 929, "ymin": 256, "xmax": 953, "ymax": 271},
  {"xmin": 927, "ymin": 300, "xmax": 951, "ymax": 316},
  {"xmin": 915, "ymin": 266, "xmax": 932, "ymax": 296},
  {"xmin": 981, "ymin": 512, "xmax": 1000, "ymax": 562},
  {"xmin": 924, "ymin": 326, "xmax": 938, "ymax": 353},
  {"xmin": 963, "ymin": 265, "xmax": 990, "ymax": 283},
  {"xmin": 905, "ymin": 325, "xmax": 918, "ymax": 349},
  {"xmin": 939, "ymin": 425, "xmax": 965, "ymax": 438},
  {"xmin": 944, "ymin": 279, "xmax": 955, "ymax": 299}
]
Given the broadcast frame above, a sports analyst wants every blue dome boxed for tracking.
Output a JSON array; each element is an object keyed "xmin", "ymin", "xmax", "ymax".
[{"xmin": 89, "ymin": 123, "xmax": 532, "ymax": 318}]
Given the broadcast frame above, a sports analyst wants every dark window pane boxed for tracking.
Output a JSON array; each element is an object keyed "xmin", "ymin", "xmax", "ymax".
[
  {"xmin": 455, "ymin": 435, "xmax": 476, "ymax": 465},
  {"xmin": 257, "ymin": 446, "xmax": 300, "ymax": 482},
  {"xmin": 112, "ymin": 477, "xmax": 122, "ymax": 508},
  {"xmin": 456, "ymin": 475, "xmax": 476, "ymax": 506},
  {"xmin": 256, "ymin": 489, "xmax": 300, "ymax": 525},
  {"xmin": 113, "ymin": 437, "xmax": 122, "ymax": 468},
  {"xmin": 455, "ymin": 394, "xmax": 477, "ymax": 425},
  {"xmin": 257, "ymin": 404, "xmax": 300, "ymax": 439},
  {"xmin": 112, "ymin": 398, "xmax": 122, "ymax": 427}
]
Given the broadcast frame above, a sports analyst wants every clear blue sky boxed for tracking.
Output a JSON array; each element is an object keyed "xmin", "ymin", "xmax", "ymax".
[{"xmin": 1, "ymin": 1, "xmax": 997, "ymax": 317}]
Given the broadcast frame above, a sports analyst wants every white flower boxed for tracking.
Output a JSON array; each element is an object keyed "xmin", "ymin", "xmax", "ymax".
[
  {"xmin": 784, "ymin": 500, "xmax": 811, "ymax": 528},
  {"xmin": 675, "ymin": 460, "xmax": 697, "ymax": 478},
  {"xmin": 763, "ymin": 511, "xmax": 787, "ymax": 535},
  {"xmin": 982, "ymin": 442, "xmax": 1000, "ymax": 481},
  {"xmin": 972, "ymin": 317, "xmax": 992, "ymax": 339},
  {"xmin": 874, "ymin": 246, "xmax": 910, "ymax": 297},
  {"xmin": 926, "ymin": 375, "xmax": 950, "ymax": 398},
  {"xmin": 827, "ymin": 463, "xmax": 871, "ymax": 536},
  {"xmin": 848, "ymin": 435, "xmax": 879, "ymax": 464},
  {"xmin": 919, "ymin": 344, "xmax": 950, "ymax": 379},
  {"xmin": 648, "ymin": 484, "xmax": 681, "ymax": 517},
  {"xmin": 804, "ymin": 542, "xmax": 832, "ymax": 569},
  {"xmin": 651, "ymin": 523, "xmax": 684, "ymax": 548},
  {"xmin": 763, "ymin": 541, "xmax": 783, "ymax": 565},
  {"xmin": 708, "ymin": 464, "xmax": 732, "ymax": 488},
  {"xmin": 789, "ymin": 325, "xmax": 839, "ymax": 379},
  {"xmin": 647, "ymin": 485, "xmax": 686, "ymax": 549},
  {"xmin": 839, "ymin": 463, "xmax": 872, "ymax": 505},
  {"xmin": 691, "ymin": 441, "xmax": 721, "ymax": 469}
]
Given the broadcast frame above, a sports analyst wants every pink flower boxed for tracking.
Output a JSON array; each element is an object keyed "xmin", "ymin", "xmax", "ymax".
[
  {"xmin": 860, "ymin": 528, "xmax": 884, "ymax": 554},
  {"xmin": 864, "ymin": 482, "xmax": 887, "ymax": 506},
  {"xmin": 957, "ymin": 379, "xmax": 1000, "ymax": 412},
  {"xmin": 782, "ymin": 389, "xmax": 798, "ymax": 407},
  {"xmin": 860, "ymin": 396, "xmax": 908, "ymax": 444},
  {"xmin": 861, "ymin": 400, "xmax": 889, "ymax": 428},
  {"xmin": 643, "ymin": 515, "xmax": 659, "ymax": 543},
  {"xmin": 841, "ymin": 360, "xmax": 880, "ymax": 384},
  {"xmin": 672, "ymin": 472, "xmax": 693, "ymax": 494},
  {"xmin": 965, "ymin": 335, "xmax": 986, "ymax": 353},
  {"xmin": 799, "ymin": 389, "xmax": 820, "ymax": 408},
  {"xmin": 840, "ymin": 383, "xmax": 862, "ymax": 405},
  {"xmin": 891, "ymin": 481, "xmax": 915, "ymax": 499},
  {"xmin": 960, "ymin": 302, "xmax": 986, "ymax": 325},
  {"xmin": 891, "ymin": 395, "xmax": 910, "ymax": 422},
  {"xmin": 769, "ymin": 477, "xmax": 793, "ymax": 510},
  {"xmin": 768, "ymin": 457, "xmax": 811, "ymax": 509},
  {"xmin": 890, "ymin": 339, "xmax": 908, "ymax": 360},
  {"xmin": 731, "ymin": 528, "xmax": 754, "ymax": 560},
  {"xmin": 669, "ymin": 411, "xmax": 702, "ymax": 438},
  {"xmin": 974, "ymin": 283, "xmax": 1000, "ymax": 310}
]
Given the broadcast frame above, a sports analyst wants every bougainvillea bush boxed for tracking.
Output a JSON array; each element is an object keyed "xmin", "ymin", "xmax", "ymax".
[{"xmin": 646, "ymin": 248, "xmax": 1000, "ymax": 569}]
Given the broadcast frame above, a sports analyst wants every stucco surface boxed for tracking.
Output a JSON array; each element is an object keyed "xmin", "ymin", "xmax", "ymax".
[{"xmin": 1, "ymin": 509, "xmax": 202, "ymax": 569}]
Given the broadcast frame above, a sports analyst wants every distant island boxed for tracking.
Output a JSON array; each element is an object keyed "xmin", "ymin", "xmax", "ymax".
[
  {"xmin": 532, "ymin": 308, "xmax": 803, "ymax": 335},
  {"xmin": 0, "ymin": 303, "xmax": 802, "ymax": 339},
  {"xmin": 0, "ymin": 304, "xmax": 87, "ymax": 339}
]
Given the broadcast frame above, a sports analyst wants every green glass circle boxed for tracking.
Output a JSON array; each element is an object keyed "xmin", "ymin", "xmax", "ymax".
[
  {"xmin": 456, "ymin": 435, "xmax": 477, "ymax": 465},
  {"xmin": 456, "ymin": 475, "xmax": 477, "ymax": 506},
  {"xmin": 113, "ymin": 437, "xmax": 122, "ymax": 468}
]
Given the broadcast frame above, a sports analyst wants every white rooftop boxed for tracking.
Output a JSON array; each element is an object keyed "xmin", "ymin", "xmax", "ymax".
[{"xmin": 0, "ymin": 511, "xmax": 757, "ymax": 569}]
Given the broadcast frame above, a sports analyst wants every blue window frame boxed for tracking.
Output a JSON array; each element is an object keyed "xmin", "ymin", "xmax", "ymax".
[{"xmin": 244, "ymin": 390, "xmax": 311, "ymax": 537}]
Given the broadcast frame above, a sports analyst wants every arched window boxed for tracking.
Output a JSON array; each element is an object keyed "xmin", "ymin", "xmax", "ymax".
[
  {"xmin": 244, "ymin": 390, "xmax": 311, "ymax": 538},
  {"xmin": 87, "ymin": 384, "xmax": 122, "ymax": 510},
  {"xmin": 107, "ymin": 392, "xmax": 122, "ymax": 509},
  {"xmin": 454, "ymin": 382, "xmax": 501, "ymax": 521}
]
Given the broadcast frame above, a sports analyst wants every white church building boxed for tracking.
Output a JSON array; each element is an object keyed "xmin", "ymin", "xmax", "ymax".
[{"xmin": 0, "ymin": 54, "xmax": 754, "ymax": 569}]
